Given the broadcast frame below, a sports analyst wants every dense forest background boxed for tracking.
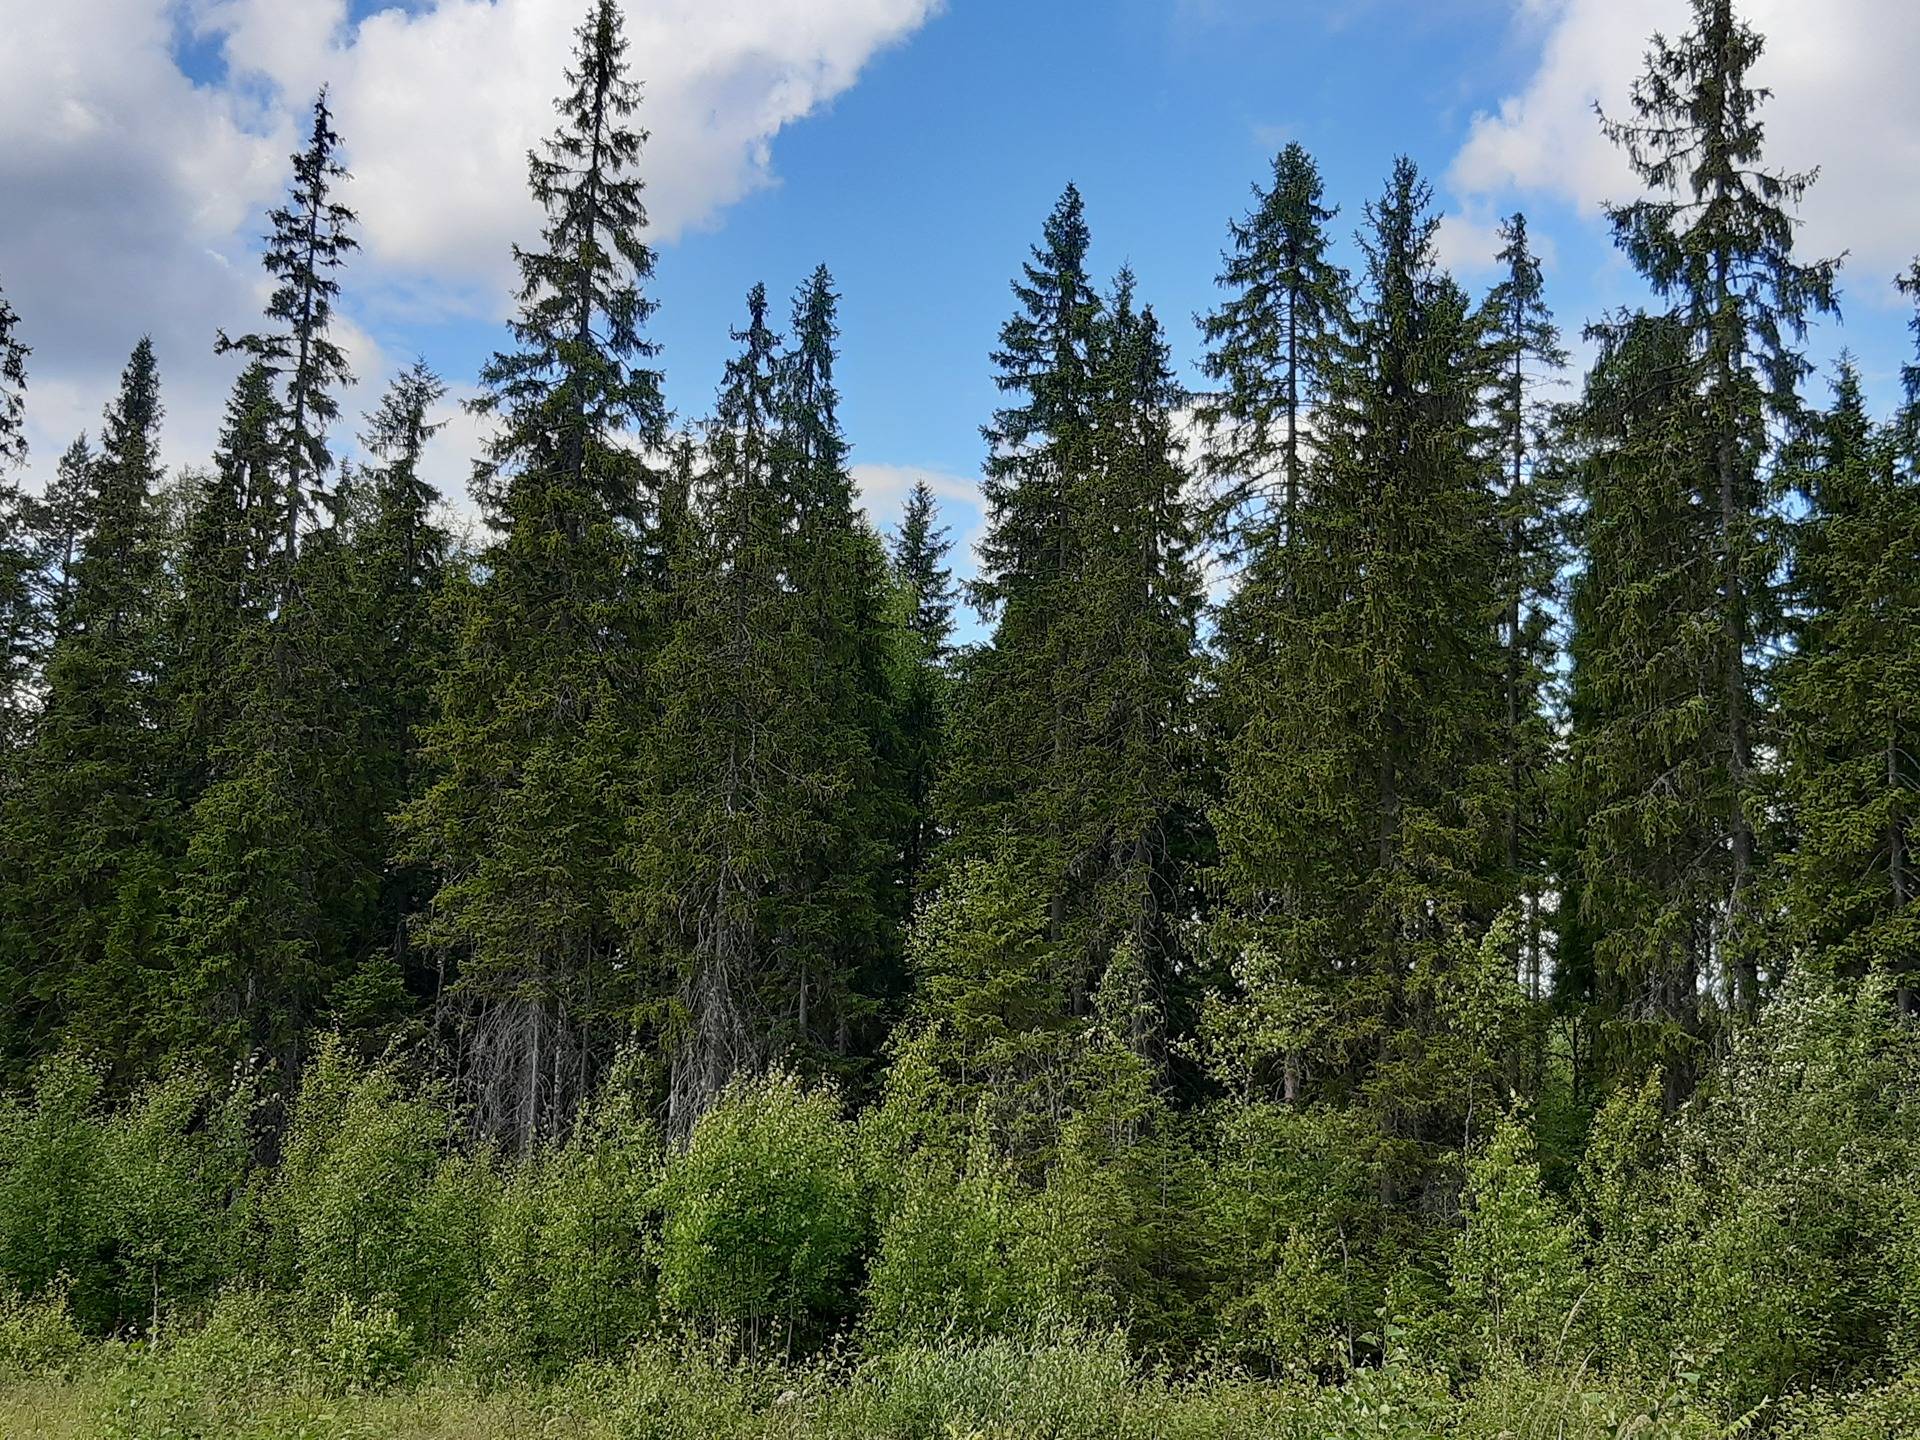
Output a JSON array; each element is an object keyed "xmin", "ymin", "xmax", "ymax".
[{"xmin": 0, "ymin": 0, "xmax": 1917, "ymax": 1435}]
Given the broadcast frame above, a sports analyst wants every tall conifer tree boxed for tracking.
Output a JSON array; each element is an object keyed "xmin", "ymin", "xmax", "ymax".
[
  {"xmin": 0, "ymin": 279, "xmax": 27, "ymax": 473},
  {"xmin": 890, "ymin": 480, "xmax": 956, "ymax": 900},
  {"xmin": 943, "ymin": 186, "xmax": 1101, "ymax": 998},
  {"xmin": 1481, "ymin": 214, "xmax": 1567, "ymax": 995},
  {"xmin": 1776, "ymin": 341, "xmax": 1920, "ymax": 1006},
  {"xmin": 2, "ymin": 341, "xmax": 172, "ymax": 1068},
  {"xmin": 1214, "ymin": 161, "xmax": 1504, "ymax": 1134},
  {"xmin": 1197, "ymin": 143, "xmax": 1348, "ymax": 571},
  {"xmin": 1079, "ymin": 276, "xmax": 1205, "ymax": 1058},
  {"xmin": 404, "ymin": 0, "xmax": 666, "ymax": 1147},
  {"xmin": 217, "ymin": 91, "xmax": 359, "ymax": 560},
  {"xmin": 1595, "ymin": 0, "xmax": 1839, "ymax": 1013},
  {"xmin": 0, "ymin": 284, "xmax": 35, "ymax": 760},
  {"xmin": 1563, "ymin": 313, "xmax": 1721, "ymax": 1094}
]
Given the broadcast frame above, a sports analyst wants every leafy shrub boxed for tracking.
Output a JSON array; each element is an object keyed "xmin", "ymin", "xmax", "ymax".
[
  {"xmin": 1197, "ymin": 1101, "xmax": 1381, "ymax": 1377},
  {"xmin": 101, "ymin": 1070, "xmax": 254, "ymax": 1330},
  {"xmin": 0, "ymin": 1285, "xmax": 88, "ymax": 1376},
  {"xmin": 0, "ymin": 1055, "xmax": 112, "ymax": 1329},
  {"xmin": 315, "ymin": 1295, "xmax": 416, "ymax": 1394},
  {"xmin": 265, "ymin": 1039, "xmax": 485, "ymax": 1347},
  {"xmin": 655, "ymin": 1071, "xmax": 863, "ymax": 1354},
  {"xmin": 1584, "ymin": 973, "xmax": 1920, "ymax": 1409},
  {"xmin": 862, "ymin": 1135, "xmax": 1040, "ymax": 1347},
  {"xmin": 1448, "ymin": 1115, "xmax": 1586, "ymax": 1368},
  {"xmin": 464, "ymin": 1079, "xmax": 658, "ymax": 1375}
]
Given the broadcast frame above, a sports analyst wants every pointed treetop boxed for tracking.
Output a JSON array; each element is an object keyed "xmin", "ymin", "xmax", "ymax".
[
  {"xmin": 781, "ymin": 265, "xmax": 850, "ymax": 496},
  {"xmin": 475, "ymin": 0, "xmax": 664, "ymax": 521},
  {"xmin": 1600, "ymin": 0, "xmax": 1839, "ymax": 404},
  {"xmin": 101, "ymin": 337, "xmax": 163, "ymax": 464},
  {"xmin": 0, "ymin": 277, "xmax": 28, "ymax": 471},
  {"xmin": 363, "ymin": 359, "xmax": 448, "ymax": 471},
  {"xmin": 1898, "ymin": 260, "xmax": 1920, "ymax": 432},
  {"xmin": 892, "ymin": 479, "xmax": 955, "ymax": 651},
  {"xmin": 218, "ymin": 88, "xmax": 359, "ymax": 550}
]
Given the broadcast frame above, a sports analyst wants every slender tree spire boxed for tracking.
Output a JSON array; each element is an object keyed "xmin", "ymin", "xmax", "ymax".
[
  {"xmin": 1197, "ymin": 142, "xmax": 1349, "ymax": 567},
  {"xmin": 891, "ymin": 480, "xmax": 956, "ymax": 900},
  {"xmin": 404, "ymin": 0, "xmax": 664, "ymax": 1151},
  {"xmin": 1482, "ymin": 213, "xmax": 1568, "ymax": 996},
  {"xmin": 1600, "ymin": 0, "xmax": 1840, "ymax": 1013},
  {"xmin": 892, "ymin": 480, "xmax": 956, "ymax": 651},
  {"xmin": 0, "ymin": 277, "xmax": 29, "ymax": 472},
  {"xmin": 0, "ymin": 280, "xmax": 35, "ymax": 757},
  {"xmin": 474, "ymin": 0, "xmax": 664, "ymax": 522},
  {"xmin": 218, "ymin": 90, "xmax": 359, "ymax": 561}
]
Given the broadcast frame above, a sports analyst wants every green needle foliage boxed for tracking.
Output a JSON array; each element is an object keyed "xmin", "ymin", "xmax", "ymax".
[
  {"xmin": 2, "ymin": 341, "xmax": 174, "ymax": 1073},
  {"xmin": 0, "ymin": 2, "xmax": 1914, "ymax": 1428},
  {"xmin": 216, "ymin": 90, "xmax": 359, "ymax": 563},
  {"xmin": 1777, "ymin": 345, "xmax": 1920, "ymax": 998},
  {"xmin": 403, "ymin": 0, "xmax": 666, "ymax": 1149},
  {"xmin": 889, "ymin": 478, "xmax": 957, "ymax": 903},
  {"xmin": 1593, "ymin": 0, "xmax": 1840, "ymax": 1018},
  {"xmin": 1213, "ymin": 160, "xmax": 1506, "ymax": 1142}
]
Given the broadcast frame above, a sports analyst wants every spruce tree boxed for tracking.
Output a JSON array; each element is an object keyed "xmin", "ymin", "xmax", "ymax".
[
  {"xmin": 633, "ymin": 278, "xmax": 894, "ymax": 1129},
  {"xmin": 167, "ymin": 365, "xmax": 452, "ymax": 1071},
  {"xmin": 944, "ymin": 196, "xmax": 1203, "ymax": 1072},
  {"xmin": 0, "ymin": 278, "xmax": 27, "ymax": 472},
  {"xmin": 162, "ymin": 85, "xmax": 365, "ymax": 1072},
  {"xmin": 1213, "ymin": 160, "xmax": 1505, "ymax": 1136},
  {"xmin": 403, "ymin": 0, "xmax": 665, "ymax": 1148},
  {"xmin": 942, "ymin": 185, "xmax": 1101, "ymax": 992},
  {"xmin": 777, "ymin": 267, "xmax": 906, "ymax": 1050},
  {"xmin": 1563, "ymin": 312, "xmax": 1722, "ymax": 1095},
  {"xmin": 166, "ymin": 362, "xmax": 281, "ymax": 802},
  {"xmin": 1481, "ymin": 214, "xmax": 1567, "ymax": 995},
  {"xmin": 1776, "ymin": 346, "xmax": 1920, "ymax": 1005},
  {"xmin": 1078, "ymin": 275, "xmax": 1205, "ymax": 1060},
  {"xmin": 0, "ymin": 286, "xmax": 35, "ymax": 761},
  {"xmin": 32, "ymin": 436, "xmax": 95, "ymax": 640},
  {"xmin": 1197, "ymin": 142, "xmax": 1349, "ymax": 570},
  {"xmin": 216, "ymin": 90, "xmax": 359, "ymax": 560},
  {"xmin": 890, "ymin": 480, "xmax": 956, "ymax": 899},
  {"xmin": 1, "ymin": 341, "xmax": 173, "ymax": 1069},
  {"xmin": 633, "ymin": 286, "xmax": 786, "ymax": 1130},
  {"xmin": 1597, "ymin": 0, "xmax": 1840, "ymax": 1013}
]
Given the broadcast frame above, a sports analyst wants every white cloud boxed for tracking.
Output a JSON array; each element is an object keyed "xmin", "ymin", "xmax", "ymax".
[
  {"xmin": 0, "ymin": 0, "xmax": 944, "ymax": 481},
  {"xmin": 1450, "ymin": 0, "xmax": 1920, "ymax": 296}
]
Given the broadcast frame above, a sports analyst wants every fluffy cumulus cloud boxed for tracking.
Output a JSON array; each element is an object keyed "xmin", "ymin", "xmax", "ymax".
[
  {"xmin": 1450, "ymin": 0, "xmax": 1920, "ymax": 298},
  {"xmin": 0, "ymin": 0, "xmax": 942, "ymax": 477}
]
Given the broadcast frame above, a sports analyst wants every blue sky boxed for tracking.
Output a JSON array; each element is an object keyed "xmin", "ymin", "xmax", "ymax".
[{"xmin": 8, "ymin": 0, "xmax": 1919, "ymax": 592}]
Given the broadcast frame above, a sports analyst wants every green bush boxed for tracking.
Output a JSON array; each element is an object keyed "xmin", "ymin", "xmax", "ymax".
[
  {"xmin": 1196, "ymin": 1101, "xmax": 1382, "ymax": 1377},
  {"xmin": 862, "ymin": 1136, "xmax": 1041, "ymax": 1346},
  {"xmin": 101, "ymin": 1070, "xmax": 254, "ymax": 1330},
  {"xmin": 1584, "ymin": 973, "xmax": 1920, "ymax": 1409},
  {"xmin": 314, "ymin": 1295, "xmax": 416, "ymax": 1394},
  {"xmin": 0, "ymin": 1055, "xmax": 112, "ymax": 1330},
  {"xmin": 265, "ymin": 1039, "xmax": 487, "ymax": 1348},
  {"xmin": 1448, "ymin": 1115, "xmax": 1586, "ymax": 1369},
  {"xmin": 0, "ymin": 1286, "xmax": 88, "ymax": 1377},
  {"xmin": 655, "ymin": 1071, "xmax": 863, "ymax": 1354},
  {"xmin": 464, "ymin": 1079, "xmax": 658, "ymax": 1374}
]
